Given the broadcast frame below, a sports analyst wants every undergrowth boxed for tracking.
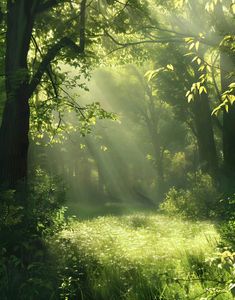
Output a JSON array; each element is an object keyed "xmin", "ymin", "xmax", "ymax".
[{"xmin": 50, "ymin": 213, "xmax": 235, "ymax": 300}]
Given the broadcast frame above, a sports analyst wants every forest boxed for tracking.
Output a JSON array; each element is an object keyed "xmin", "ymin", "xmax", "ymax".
[{"xmin": 0, "ymin": 0, "xmax": 235, "ymax": 299}]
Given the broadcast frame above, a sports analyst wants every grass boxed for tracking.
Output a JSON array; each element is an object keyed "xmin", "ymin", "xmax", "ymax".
[
  {"xmin": 65, "ymin": 199, "xmax": 155, "ymax": 219},
  {"xmin": 51, "ymin": 213, "xmax": 233, "ymax": 300}
]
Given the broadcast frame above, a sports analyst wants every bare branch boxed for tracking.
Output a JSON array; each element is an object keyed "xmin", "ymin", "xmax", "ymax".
[
  {"xmin": 103, "ymin": 29, "xmax": 184, "ymax": 55},
  {"xmin": 58, "ymin": 85, "xmax": 86, "ymax": 119}
]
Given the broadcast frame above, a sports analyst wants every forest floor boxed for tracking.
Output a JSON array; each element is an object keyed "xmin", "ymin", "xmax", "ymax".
[{"xmin": 52, "ymin": 213, "xmax": 233, "ymax": 300}]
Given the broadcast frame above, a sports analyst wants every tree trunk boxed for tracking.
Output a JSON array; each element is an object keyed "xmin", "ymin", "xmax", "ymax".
[
  {"xmin": 190, "ymin": 91, "xmax": 218, "ymax": 177},
  {"xmin": 220, "ymin": 51, "xmax": 235, "ymax": 175},
  {"xmin": 0, "ymin": 1, "xmax": 36, "ymax": 188},
  {"xmin": 175, "ymin": 63, "xmax": 218, "ymax": 178},
  {"xmin": 146, "ymin": 121, "xmax": 166, "ymax": 199}
]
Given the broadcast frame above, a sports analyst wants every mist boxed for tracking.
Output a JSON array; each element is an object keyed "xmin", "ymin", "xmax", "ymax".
[{"xmin": 2, "ymin": 1, "xmax": 235, "ymax": 298}]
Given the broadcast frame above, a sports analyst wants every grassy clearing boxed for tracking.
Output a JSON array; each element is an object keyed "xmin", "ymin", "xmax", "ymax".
[
  {"xmin": 65, "ymin": 199, "xmax": 154, "ymax": 219},
  {"xmin": 52, "ymin": 213, "xmax": 232, "ymax": 300}
]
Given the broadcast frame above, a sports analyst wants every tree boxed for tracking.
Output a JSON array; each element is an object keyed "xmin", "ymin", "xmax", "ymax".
[
  {"xmin": 149, "ymin": 0, "xmax": 218, "ymax": 178},
  {"xmin": 0, "ymin": 0, "xmax": 149, "ymax": 189},
  {"xmin": 103, "ymin": 0, "xmax": 220, "ymax": 178},
  {"xmin": 214, "ymin": 2, "xmax": 235, "ymax": 176},
  {"xmin": 0, "ymin": 0, "xmax": 87, "ymax": 188}
]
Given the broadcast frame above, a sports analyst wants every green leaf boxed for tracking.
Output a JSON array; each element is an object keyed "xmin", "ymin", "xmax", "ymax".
[
  {"xmin": 199, "ymin": 86, "xmax": 207, "ymax": 95},
  {"xmin": 212, "ymin": 107, "xmax": 219, "ymax": 116},
  {"xmin": 101, "ymin": 145, "xmax": 108, "ymax": 151},
  {"xmin": 198, "ymin": 65, "xmax": 205, "ymax": 72},
  {"xmin": 189, "ymin": 43, "xmax": 195, "ymax": 50},
  {"xmin": 197, "ymin": 58, "xmax": 202, "ymax": 65},
  {"xmin": 145, "ymin": 70, "xmax": 158, "ymax": 82},
  {"xmin": 187, "ymin": 94, "xmax": 194, "ymax": 103},
  {"xmin": 146, "ymin": 154, "xmax": 153, "ymax": 160},
  {"xmin": 228, "ymin": 94, "xmax": 235, "ymax": 104},
  {"xmin": 229, "ymin": 83, "xmax": 235, "ymax": 89},
  {"xmin": 185, "ymin": 37, "xmax": 193, "ymax": 43},
  {"xmin": 166, "ymin": 64, "xmax": 174, "ymax": 71}
]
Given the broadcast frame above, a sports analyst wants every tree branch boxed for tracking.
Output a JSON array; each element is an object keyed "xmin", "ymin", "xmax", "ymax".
[
  {"xmin": 31, "ymin": 35, "xmax": 59, "ymax": 98},
  {"xmin": 28, "ymin": 0, "xmax": 86, "ymax": 98},
  {"xmin": 28, "ymin": 37, "xmax": 82, "ymax": 98},
  {"xmin": 80, "ymin": 0, "xmax": 86, "ymax": 51},
  {"xmin": 104, "ymin": 29, "xmax": 184, "ymax": 47},
  {"xmin": 104, "ymin": 30, "xmax": 185, "ymax": 56}
]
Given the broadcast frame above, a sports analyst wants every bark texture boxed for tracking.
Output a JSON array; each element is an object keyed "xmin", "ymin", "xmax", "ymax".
[
  {"xmin": 220, "ymin": 51, "xmax": 235, "ymax": 175},
  {"xmin": 0, "ymin": 0, "xmax": 86, "ymax": 188},
  {"xmin": 0, "ymin": 1, "xmax": 36, "ymax": 188},
  {"xmin": 190, "ymin": 92, "xmax": 218, "ymax": 177}
]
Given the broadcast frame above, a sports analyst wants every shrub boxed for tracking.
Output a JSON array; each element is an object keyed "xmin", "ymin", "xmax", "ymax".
[
  {"xmin": 214, "ymin": 195, "xmax": 235, "ymax": 247},
  {"xmin": 202, "ymin": 248, "xmax": 235, "ymax": 299},
  {"xmin": 0, "ymin": 169, "xmax": 66, "ymax": 300},
  {"xmin": 160, "ymin": 171, "xmax": 219, "ymax": 219},
  {"xmin": 25, "ymin": 168, "xmax": 67, "ymax": 236}
]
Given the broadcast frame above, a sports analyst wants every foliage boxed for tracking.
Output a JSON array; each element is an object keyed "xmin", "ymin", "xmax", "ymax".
[
  {"xmin": 0, "ymin": 169, "xmax": 66, "ymax": 299},
  {"xmin": 201, "ymin": 248, "xmax": 235, "ymax": 299},
  {"xmin": 216, "ymin": 194, "xmax": 235, "ymax": 248},
  {"xmin": 160, "ymin": 171, "xmax": 219, "ymax": 219},
  {"xmin": 220, "ymin": 221, "xmax": 235, "ymax": 249},
  {"xmin": 51, "ymin": 213, "xmax": 223, "ymax": 300},
  {"xmin": 1, "ymin": 0, "xmax": 235, "ymax": 298}
]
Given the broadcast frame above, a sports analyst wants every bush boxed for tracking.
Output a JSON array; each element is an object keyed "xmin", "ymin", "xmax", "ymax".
[
  {"xmin": 25, "ymin": 168, "xmax": 67, "ymax": 236},
  {"xmin": 160, "ymin": 171, "xmax": 219, "ymax": 219},
  {"xmin": 0, "ymin": 169, "xmax": 66, "ymax": 300},
  {"xmin": 220, "ymin": 221, "xmax": 235, "ymax": 248},
  {"xmin": 213, "ymin": 194, "xmax": 235, "ymax": 247},
  {"xmin": 202, "ymin": 248, "xmax": 235, "ymax": 299}
]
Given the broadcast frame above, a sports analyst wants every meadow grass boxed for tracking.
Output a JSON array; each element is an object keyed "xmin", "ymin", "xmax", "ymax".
[{"xmin": 52, "ymin": 213, "xmax": 233, "ymax": 300}]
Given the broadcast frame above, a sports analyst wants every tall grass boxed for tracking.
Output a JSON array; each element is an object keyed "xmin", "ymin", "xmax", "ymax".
[{"xmin": 51, "ymin": 213, "xmax": 234, "ymax": 300}]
